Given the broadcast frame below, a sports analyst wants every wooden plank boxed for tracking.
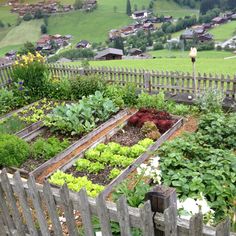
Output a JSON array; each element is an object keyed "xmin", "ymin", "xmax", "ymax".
[
  {"xmin": 13, "ymin": 172, "xmax": 39, "ymax": 236},
  {"xmin": 0, "ymin": 169, "xmax": 25, "ymax": 236},
  {"xmin": 59, "ymin": 184, "xmax": 79, "ymax": 236},
  {"xmin": 116, "ymin": 195, "xmax": 132, "ymax": 236},
  {"xmin": 96, "ymin": 193, "xmax": 113, "ymax": 236},
  {"xmin": 0, "ymin": 184, "xmax": 15, "ymax": 231},
  {"xmin": 43, "ymin": 181, "xmax": 64, "ymax": 236},
  {"xmin": 216, "ymin": 217, "xmax": 230, "ymax": 236},
  {"xmin": 2, "ymin": 175, "xmax": 236, "ymax": 236},
  {"xmin": 77, "ymin": 188, "xmax": 94, "ymax": 236},
  {"xmin": 27, "ymin": 175, "xmax": 50, "ymax": 236},
  {"xmin": 0, "ymin": 210, "xmax": 7, "ymax": 236},
  {"xmin": 101, "ymin": 117, "xmax": 184, "ymax": 197},
  {"xmin": 164, "ymin": 205, "xmax": 177, "ymax": 236},
  {"xmin": 140, "ymin": 201, "xmax": 154, "ymax": 236},
  {"xmin": 189, "ymin": 213, "xmax": 203, "ymax": 236}
]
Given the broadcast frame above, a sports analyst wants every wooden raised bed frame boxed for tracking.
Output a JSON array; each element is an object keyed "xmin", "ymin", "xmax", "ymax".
[
  {"xmin": 29, "ymin": 109, "xmax": 134, "ymax": 181},
  {"xmin": 48, "ymin": 112, "xmax": 184, "ymax": 197}
]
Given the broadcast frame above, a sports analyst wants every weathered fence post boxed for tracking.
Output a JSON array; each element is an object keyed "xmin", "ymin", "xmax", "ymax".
[
  {"xmin": 144, "ymin": 71, "xmax": 151, "ymax": 94},
  {"xmin": 145, "ymin": 185, "xmax": 177, "ymax": 236},
  {"xmin": 233, "ymin": 75, "xmax": 236, "ymax": 100}
]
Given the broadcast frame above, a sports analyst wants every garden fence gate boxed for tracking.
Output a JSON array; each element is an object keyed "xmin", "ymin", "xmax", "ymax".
[
  {"xmin": 0, "ymin": 64, "xmax": 236, "ymax": 101},
  {"xmin": 0, "ymin": 169, "xmax": 235, "ymax": 236}
]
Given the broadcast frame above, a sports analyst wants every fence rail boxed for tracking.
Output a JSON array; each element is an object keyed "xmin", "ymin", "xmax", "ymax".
[
  {"xmin": 0, "ymin": 170, "xmax": 235, "ymax": 236},
  {"xmin": 1, "ymin": 64, "xmax": 236, "ymax": 99}
]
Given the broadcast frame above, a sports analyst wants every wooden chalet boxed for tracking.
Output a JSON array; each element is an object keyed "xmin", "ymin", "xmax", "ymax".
[{"xmin": 94, "ymin": 48, "xmax": 123, "ymax": 60}]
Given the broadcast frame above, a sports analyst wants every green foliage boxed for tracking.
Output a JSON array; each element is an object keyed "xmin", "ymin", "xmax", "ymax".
[
  {"xmin": 197, "ymin": 113, "xmax": 236, "ymax": 150},
  {"xmin": 137, "ymin": 92, "xmax": 192, "ymax": 116},
  {"xmin": 141, "ymin": 121, "xmax": 158, "ymax": 135},
  {"xmin": 126, "ymin": 0, "xmax": 131, "ymax": 16},
  {"xmin": 49, "ymin": 170, "xmax": 105, "ymax": 197},
  {"xmin": 122, "ymin": 83, "xmax": 138, "ymax": 107},
  {"xmin": 31, "ymin": 136, "xmax": 70, "ymax": 160},
  {"xmin": 109, "ymin": 168, "xmax": 121, "ymax": 179},
  {"xmin": 48, "ymin": 49, "xmax": 95, "ymax": 63},
  {"xmin": 0, "ymin": 116, "xmax": 26, "ymax": 134},
  {"xmin": 104, "ymin": 84, "xmax": 125, "ymax": 108},
  {"xmin": 70, "ymin": 75, "xmax": 106, "ymax": 100},
  {"xmin": 75, "ymin": 159, "xmax": 105, "ymax": 174},
  {"xmin": 74, "ymin": 0, "xmax": 83, "ymax": 10},
  {"xmin": 12, "ymin": 55, "xmax": 48, "ymax": 99},
  {"xmin": 113, "ymin": 175, "xmax": 151, "ymax": 207},
  {"xmin": 84, "ymin": 138, "xmax": 153, "ymax": 168},
  {"xmin": 0, "ymin": 88, "xmax": 16, "ymax": 115},
  {"xmin": 75, "ymin": 159, "xmax": 91, "ymax": 171},
  {"xmin": 196, "ymin": 89, "xmax": 224, "ymax": 114},
  {"xmin": 44, "ymin": 91, "xmax": 119, "ymax": 135},
  {"xmin": 0, "ymin": 133, "xmax": 30, "ymax": 167},
  {"xmin": 45, "ymin": 76, "xmax": 72, "ymax": 100}
]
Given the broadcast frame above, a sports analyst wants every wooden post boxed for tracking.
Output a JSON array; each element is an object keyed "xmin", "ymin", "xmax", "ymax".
[
  {"xmin": 145, "ymin": 185, "xmax": 177, "ymax": 236},
  {"xmin": 144, "ymin": 72, "xmax": 151, "ymax": 94}
]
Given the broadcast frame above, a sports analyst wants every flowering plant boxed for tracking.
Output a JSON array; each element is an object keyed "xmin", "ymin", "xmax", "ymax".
[
  {"xmin": 12, "ymin": 52, "xmax": 48, "ymax": 99},
  {"xmin": 177, "ymin": 193, "xmax": 215, "ymax": 225},
  {"xmin": 137, "ymin": 156, "xmax": 162, "ymax": 184}
]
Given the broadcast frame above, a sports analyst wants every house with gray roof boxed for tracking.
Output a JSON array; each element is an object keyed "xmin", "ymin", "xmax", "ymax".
[{"xmin": 94, "ymin": 48, "xmax": 123, "ymax": 60}]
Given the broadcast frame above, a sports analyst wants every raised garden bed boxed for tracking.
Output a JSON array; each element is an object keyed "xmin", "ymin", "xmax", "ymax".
[
  {"xmin": 0, "ymin": 98, "xmax": 63, "ymax": 138},
  {"xmin": 29, "ymin": 109, "xmax": 133, "ymax": 182},
  {"xmin": 48, "ymin": 108, "xmax": 184, "ymax": 197}
]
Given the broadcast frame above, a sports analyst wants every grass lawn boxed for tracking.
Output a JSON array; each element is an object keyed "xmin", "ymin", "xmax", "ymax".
[
  {"xmin": 153, "ymin": 0, "xmax": 199, "ymax": 18},
  {"xmin": 209, "ymin": 21, "xmax": 236, "ymax": 42},
  {"xmin": 47, "ymin": 0, "xmax": 134, "ymax": 44},
  {"xmin": 0, "ymin": 44, "xmax": 22, "ymax": 56},
  {"xmin": 69, "ymin": 53, "xmax": 236, "ymax": 76},
  {"xmin": 0, "ymin": 19, "xmax": 43, "ymax": 47},
  {"xmin": 0, "ymin": 6, "xmax": 18, "ymax": 25},
  {"xmin": 150, "ymin": 49, "xmax": 234, "ymax": 59}
]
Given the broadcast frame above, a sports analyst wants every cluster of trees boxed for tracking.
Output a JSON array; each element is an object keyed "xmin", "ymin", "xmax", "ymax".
[
  {"xmin": 23, "ymin": 9, "xmax": 46, "ymax": 21},
  {"xmin": 48, "ymin": 48, "xmax": 95, "ymax": 62},
  {"xmin": 173, "ymin": 0, "xmax": 200, "ymax": 9},
  {"xmin": 161, "ymin": 15, "xmax": 197, "ymax": 34},
  {"xmin": 40, "ymin": 17, "xmax": 49, "ymax": 34},
  {"xmin": 200, "ymin": 0, "xmax": 236, "ymax": 14}
]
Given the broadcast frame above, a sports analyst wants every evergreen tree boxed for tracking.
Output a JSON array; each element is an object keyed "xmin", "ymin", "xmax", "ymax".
[{"xmin": 126, "ymin": 0, "xmax": 131, "ymax": 16}]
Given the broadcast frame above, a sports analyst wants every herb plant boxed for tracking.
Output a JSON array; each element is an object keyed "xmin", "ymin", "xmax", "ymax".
[
  {"xmin": 0, "ymin": 133, "xmax": 30, "ymax": 167},
  {"xmin": 31, "ymin": 136, "xmax": 70, "ymax": 160}
]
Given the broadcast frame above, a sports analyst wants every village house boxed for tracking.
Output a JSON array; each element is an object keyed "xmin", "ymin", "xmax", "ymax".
[
  {"xmin": 129, "ymin": 48, "xmax": 142, "ymax": 56},
  {"xmin": 163, "ymin": 16, "xmax": 173, "ymax": 22},
  {"xmin": 109, "ymin": 29, "xmax": 121, "ymax": 41},
  {"xmin": 143, "ymin": 22, "xmax": 155, "ymax": 31},
  {"xmin": 94, "ymin": 48, "xmax": 123, "ymax": 60},
  {"xmin": 5, "ymin": 51, "xmax": 17, "ymax": 60},
  {"xmin": 198, "ymin": 33, "xmax": 213, "ymax": 42},
  {"xmin": 76, "ymin": 40, "xmax": 91, "ymax": 48},
  {"xmin": 132, "ymin": 10, "xmax": 148, "ymax": 20},
  {"xmin": 121, "ymin": 26, "xmax": 135, "ymax": 36},
  {"xmin": 191, "ymin": 25, "xmax": 205, "ymax": 35},
  {"xmin": 10, "ymin": 1, "xmax": 73, "ymax": 17},
  {"xmin": 180, "ymin": 29, "xmax": 196, "ymax": 40},
  {"xmin": 212, "ymin": 16, "xmax": 228, "ymax": 25},
  {"xmin": 83, "ymin": 0, "xmax": 97, "ymax": 10}
]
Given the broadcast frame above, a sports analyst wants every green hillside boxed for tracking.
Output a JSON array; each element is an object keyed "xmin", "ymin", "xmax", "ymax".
[
  {"xmin": 209, "ymin": 21, "xmax": 236, "ymax": 42},
  {"xmin": 0, "ymin": 20, "xmax": 43, "ymax": 47}
]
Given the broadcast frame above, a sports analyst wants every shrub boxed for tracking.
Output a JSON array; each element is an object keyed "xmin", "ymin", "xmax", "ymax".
[
  {"xmin": 11, "ymin": 52, "xmax": 48, "ymax": 99},
  {"xmin": 0, "ymin": 134, "xmax": 30, "ymax": 167},
  {"xmin": 196, "ymin": 88, "xmax": 224, "ymax": 113},
  {"xmin": 70, "ymin": 75, "xmax": 106, "ymax": 99},
  {"xmin": 0, "ymin": 88, "xmax": 16, "ymax": 115},
  {"xmin": 45, "ymin": 76, "xmax": 72, "ymax": 100}
]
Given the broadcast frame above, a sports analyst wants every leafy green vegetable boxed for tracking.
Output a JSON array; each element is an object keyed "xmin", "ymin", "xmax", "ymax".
[
  {"xmin": 44, "ymin": 91, "xmax": 119, "ymax": 135},
  {"xmin": 49, "ymin": 171, "xmax": 105, "ymax": 197},
  {"xmin": 31, "ymin": 136, "xmax": 70, "ymax": 160}
]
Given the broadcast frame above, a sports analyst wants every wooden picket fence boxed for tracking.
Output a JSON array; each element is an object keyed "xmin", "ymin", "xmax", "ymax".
[
  {"xmin": 0, "ymin": 169, "xmax": 235, "ymax": 236},
  {"xmin": 1, "ymin": 64, "xmax": 236, "ymax": 99}
]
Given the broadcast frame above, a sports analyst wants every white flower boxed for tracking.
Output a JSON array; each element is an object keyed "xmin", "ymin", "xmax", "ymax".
[{"xmin": 189, "ymin": 47, "xmax": 197, "ymax": 58}]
